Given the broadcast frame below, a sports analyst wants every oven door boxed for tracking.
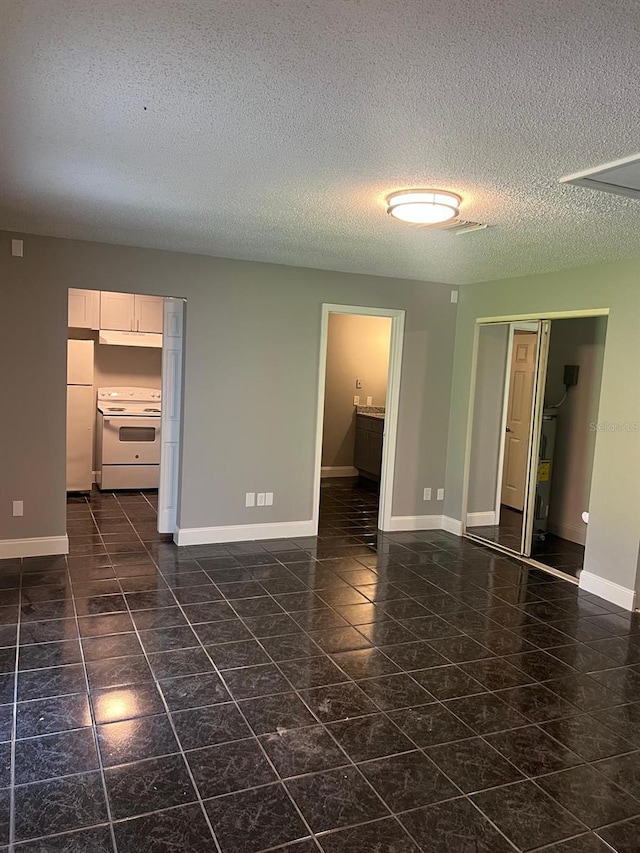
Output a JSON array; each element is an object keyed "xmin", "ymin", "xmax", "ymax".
[{"xmin": 101, "ymin": 416, "xmax": 161, "ymax": 465}]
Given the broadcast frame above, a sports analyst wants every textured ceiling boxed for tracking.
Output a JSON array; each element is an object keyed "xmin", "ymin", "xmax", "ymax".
[{"xmin": 1, "ymin": 0, "xmax": 640, "ymax": 284}]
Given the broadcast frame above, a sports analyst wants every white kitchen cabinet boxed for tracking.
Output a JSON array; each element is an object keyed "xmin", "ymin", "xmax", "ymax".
[
  {"xmin": 99, "ymin": 291, "xmax": 164, "ymax": 333},
  {"xmin": 100, "ymin": 291, "xmax": 135, "ymax": 331},
  {"xmin": 68, "ymin": 288, "xmax": 100, "ymax": 329},
  {"xmin": 135, "ymin": 294, "xmax": 164, "ymax": 333}
]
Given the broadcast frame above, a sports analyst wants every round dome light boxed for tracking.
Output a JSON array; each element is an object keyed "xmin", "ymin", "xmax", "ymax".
[{"xmin": 387, "ymin": 189, "xmax": 461, "ymax": 225}]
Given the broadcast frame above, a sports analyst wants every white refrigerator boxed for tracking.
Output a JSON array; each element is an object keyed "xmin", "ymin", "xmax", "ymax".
[{"xmin": 67, "ymin": 339, "xmax": 95, "ymax": 491}]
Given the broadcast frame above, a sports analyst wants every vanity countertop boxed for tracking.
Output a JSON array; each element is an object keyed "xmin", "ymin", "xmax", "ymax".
[{"xmin": 356, "ymin": 406, "xmax": 385, "ymax": 420}]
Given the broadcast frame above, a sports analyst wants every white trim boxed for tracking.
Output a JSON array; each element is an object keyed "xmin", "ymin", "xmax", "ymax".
[
  {"xmin": 175, "ymin": 520, "xmax": 316, "ymax": 546},
  {"xmin": 385, "ymin": 515, "xmax": 444, "ymax": 532},
  {"xmin": 312, "ymin": 304, "xmax": 405, "ymax": 535},
  {"xmin": 476, "ymin": 309, "xmax": 609, "ymax": 324},
  {"xmin": 579, "ymin": 570, "xmax": 637, "ymax": 611},
  {"xmin": 321, "ymin": 466, "xmax": 358, "ymax": 478},
  {"xmin": 0, "ymin": 535, "xmax": 69, "ymax": 559},
  {"xmin": 442, "ymin": 516, "xmax": 463, "ymax": 536},
  {"xmin": 158, "ymin": 298, "xmax": 185, "ymax": 534},
  {"xmin": 466, "ymin": 511, "xmax": 498, "ymax": 527}
]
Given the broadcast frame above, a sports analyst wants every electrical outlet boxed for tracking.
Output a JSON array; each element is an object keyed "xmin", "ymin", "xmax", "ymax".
[
  {"xmin": 12, "ymin": 500, "xmax": 24, "ymax": 517},
  {"xmin": 265, "ymin": 492, "xmax": 273, "ymax": 506},
  {"xmin": 423, "ymin": 488, "xmax": 431, "ymax": 501},
  {"xmin": 353, "ymin": 395, "xmax": 360, "ymax": 405},
  {"xmin": 366, "ymin": 396, "xmax": 373, "ymax": 405},
  {"xmin": 245, "ymin": 492, "xmax": 255, "ymax": 507},
  {"xmin": 257, "ymin": 493, "xmax": 266, "ymax": 506},
  {"xmin": 437, "ymin": 488, "xmax": 445, "ymax": 501},
  {"xmin": 355, "ymin": 379, "xmax": 363, "ymax": 389}
]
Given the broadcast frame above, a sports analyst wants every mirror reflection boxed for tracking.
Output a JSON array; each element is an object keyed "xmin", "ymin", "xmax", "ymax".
[{"xmin": 466, "ymin": 322, "xmax": 540, "ymax": 553}]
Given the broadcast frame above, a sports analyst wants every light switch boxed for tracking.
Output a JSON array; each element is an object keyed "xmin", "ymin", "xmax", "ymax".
[
  {"xmin": 265, "ymin": 492, "xmax": 273, "ymax": 506},
  {"xmin": 355, "ymin": 379, "xmax": 363, "ymax": 389},
  {"xmin": 423, "ymin": 488, "xmax": 431, "ymax": 501},
  {"xmin": 257, "ymin": 493, "xmax": 266, "ymax": 506},
  {"xmin": 13, "ymin": 500, "xmax": 24, "ymax": 516},
  {"xmin": 245, "ymin": 492, "xmax": 255, "ymax": 507},
  {"xmin": 437, "ymin": 488, "xmax": 445, "ymax": 501},
  {"xmin": 11, "ymin": 239, "xmax": 23, "ymax": 258}
]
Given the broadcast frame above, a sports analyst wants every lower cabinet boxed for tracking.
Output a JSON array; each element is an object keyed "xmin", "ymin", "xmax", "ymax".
[{"xmin": 354, "ymin": 415, "xmax": 384, "ymax": 480}]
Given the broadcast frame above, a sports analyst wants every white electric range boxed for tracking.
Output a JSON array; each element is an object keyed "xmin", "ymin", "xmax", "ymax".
[{"xmin": 96, "ymin": 387, "xmax": 162, "ymax": 490}]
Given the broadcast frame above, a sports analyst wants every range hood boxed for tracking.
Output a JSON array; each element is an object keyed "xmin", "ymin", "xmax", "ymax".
[{"xmin": 98, "ymin": 330, "xmax": 162, "ymax": 348}]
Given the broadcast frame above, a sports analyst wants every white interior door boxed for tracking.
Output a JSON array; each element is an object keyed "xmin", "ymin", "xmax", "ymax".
[
  {"xmin": 158, "ymin": 298, "xmax": 184, "ymax": 534},
  {"xmin": 501, "ymin": 330, "xmax": 538, "ymax": 510}
]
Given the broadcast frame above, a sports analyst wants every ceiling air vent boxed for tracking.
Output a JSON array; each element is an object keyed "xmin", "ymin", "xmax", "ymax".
[
  {"xmin": 560, "ymin": 153, "xmax": 640, "ymax": 200},
  {"xmin": 440, "ymin": 219, "xmax": 488, "ymax": 235}
]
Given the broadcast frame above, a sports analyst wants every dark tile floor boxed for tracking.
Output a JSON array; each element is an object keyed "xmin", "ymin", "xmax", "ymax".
[
  {"xmin": 468, "ymin": 505, "xmax": 585, "ymax": 579},
  {"xmin": 0, "ymin": 479, "xmax": 639, "ymax": 851},
  {"xmin": 531, "ymin": 534, "xmax": 585, "ymax": 579},
  {"xmin": 467, "ymin": 504, "xmax": 524, "ymax": 553}
]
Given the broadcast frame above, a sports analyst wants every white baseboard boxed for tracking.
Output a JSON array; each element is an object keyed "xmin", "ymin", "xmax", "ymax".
[
  {"xmin": 547, "ymin": 520, "xmax": 586, "ymax": 546},
  {"xmin": 321, "ymin": 466, "xmax": 358, "ymax": 478},
  {"xmin": 0, "ymin": 535, "xmax": 69, "ymax": 560},
  {"xmin": 442, "ymin": 516, "xmax": 463, "ymax": 536},
  {"xmin": 384, "ymin": 515, "xmax": 445, "ymax": 532},
  {"xmin": 579, "ymin": 570, "xmax": 637, "ymax": 611},
  {"xmin": 175, "ymin": 520, "xmax": 316, "ymax": 546},
  {"xmin": 466, "ymin": 511, "xmax": 498, "ymax": 527}
]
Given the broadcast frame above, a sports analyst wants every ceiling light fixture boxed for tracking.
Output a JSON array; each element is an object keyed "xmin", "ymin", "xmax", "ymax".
[{"xmin": 387, "ymin": 189, "xmax": 461, "ymax": 225}]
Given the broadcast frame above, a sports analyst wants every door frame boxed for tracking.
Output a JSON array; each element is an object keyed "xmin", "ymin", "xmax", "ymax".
[
  {"xmin": 158, "ymin": 298, "xmax": 186, "ymax": 535},
  {"xmin": 312, "ymin": 303, "xmax": 405, "ymax": 534},
  {"xmin": 494, "ymin": 322, "xmax": 539, "ymax": 523},
  {"xmin": 462, "ymin": 308, "xmax": 610, "ymax": 555},
  {"xmin": 65, "ymin": 287, "xmax": 187, "ymax": 538}
]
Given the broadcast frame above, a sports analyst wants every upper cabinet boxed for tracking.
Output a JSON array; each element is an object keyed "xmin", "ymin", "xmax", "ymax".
[
  {"xmin": 100, "ymin": 292, "xmax": 135, "ymax": 331},
  {"xmin": 99, "ymin": 292, "xmax": 164, "ymax": 333},
  {"xmin": 68, "ymin": 289, "xmax": 100, "ymax": 329},
  {"xmin": 135, "ymin": 294, "xmax": 164, "ymax": 333}
]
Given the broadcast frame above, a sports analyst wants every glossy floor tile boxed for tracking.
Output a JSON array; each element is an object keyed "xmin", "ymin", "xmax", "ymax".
[{"xmin": 0, "ymin": 481, "xmax": 638, "ymax": 851}]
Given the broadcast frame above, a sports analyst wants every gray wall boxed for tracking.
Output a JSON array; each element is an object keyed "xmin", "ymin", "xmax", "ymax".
[
  {"xmin": 322, "ymin": 314, "xmax": 391, "ymax": 469},
  {"xmin": 545, "ymin": 317, "xmax": 606, "ymax": 545},
  {"xmin": 467, "ymin": 323, "xmax": 509, "ymax": 517},
  {"xmin": 0, "ymin": 231, "xmax": 457, "ymax": 542},
  {"xmin": 444, "ymin": 259, "xmax": 640, "ymax": 594}
]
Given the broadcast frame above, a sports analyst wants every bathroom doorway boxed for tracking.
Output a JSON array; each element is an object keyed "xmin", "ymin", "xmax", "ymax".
[{"xmin": 312, "ymin": 304, "xmax": 405, "ymax": 533}]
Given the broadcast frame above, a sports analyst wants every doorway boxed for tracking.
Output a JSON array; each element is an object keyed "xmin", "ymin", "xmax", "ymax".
[
  {"xmin": 313, "ymin": 304, "xmax": 405, "ymax": 533},
  {"xmin": 66, "ymin": 289, "xmax": 185, "ymax": 538},
  {"xmin": 464, "ymin": 313, "xmax": 608, "ymax": 579}
]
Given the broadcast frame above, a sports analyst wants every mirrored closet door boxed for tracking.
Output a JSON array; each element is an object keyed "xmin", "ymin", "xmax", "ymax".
[
  {"xmin": 465, "ymin": 321, "xmax": 548, "ymax": 556},
  {"xmin": 464, "ymin": 316, "xmax": 607, "ymax": 579}
]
